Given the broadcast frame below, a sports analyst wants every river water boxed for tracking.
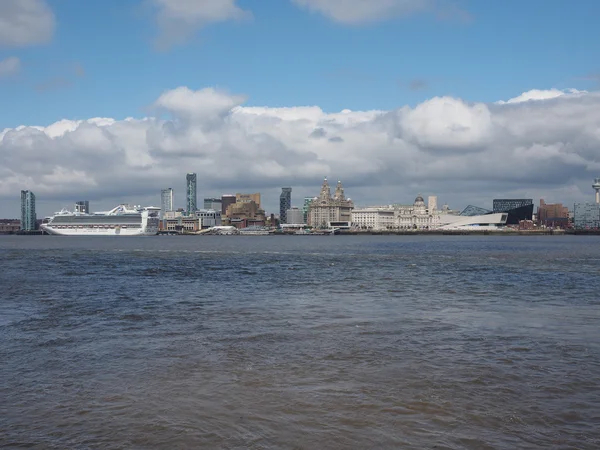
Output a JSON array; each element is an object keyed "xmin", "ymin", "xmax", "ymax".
[{"xmin": 1, "ymin": 235, "xmax": 599, "ymax": 449}]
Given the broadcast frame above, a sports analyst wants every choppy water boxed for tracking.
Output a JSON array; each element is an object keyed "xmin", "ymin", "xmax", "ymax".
[{"xmin": 1, "ymin": 235, "xmax": 600, "ymax": 449}]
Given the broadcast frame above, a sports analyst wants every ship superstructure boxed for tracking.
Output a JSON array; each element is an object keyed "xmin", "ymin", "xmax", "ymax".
[{"xmin": 41, "ymin": 204, "xmax": 160, "ymax": 236}]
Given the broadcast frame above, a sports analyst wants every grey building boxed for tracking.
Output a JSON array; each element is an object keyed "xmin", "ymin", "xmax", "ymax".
[
  {"xmin": 20, "ymin": 190, "xmax": 37, "ymax": 231},
  {"xmin": 574, "ymin": 203, "xmax": 600, "ymax": 229},
  {"xmin": 194, "ymin": 209, "xmax": 222, "ymax": 228},
  {"xmin": 221, "ymin": 194, "xmax": 236, "ymax": 216},
  {"xmin": 186, "ymin": 173, "xmax": 197, "ymax": 215},
  {"xmin": 161, "ymin": 188, "xmax": 174, "ymax": 218},
  {"xmin": 75, "ymin": 201, "xmax": 89, "ymax": 214},
  {"xmin": 204, "ymin": 197, "xmax": 222, "ymax": 211},
  {"xmin": 286, "ymin": 207, "xmax": 304, "ymax": 224},
  {"xmin": 280, "ymin": 187, "xmax": 292, "ymax": 223}
]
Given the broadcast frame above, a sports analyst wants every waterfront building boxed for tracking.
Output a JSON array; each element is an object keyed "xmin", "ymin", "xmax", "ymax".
[
  {"xmin": 204, "ymin": 197, "xmax": 221, "ymax": 211},
  {"xmin": 285, "ymin": 207, "xmax": 304, "ymax": 225},
  {"xmin": 280, "ymin": 187, "xmax": 292, "ymax": 224},
  {"xmin": 161, "ymin": 188, "xmax": 174, "ymax": 218},
  {"xmin": 221, "ymin": 194, "xmax": 236, "ymax": 216},
  {"xmin": 307, "ymin": 178, "xmax": 354, "ymax": 228},
  {"xmin": 20, "ymin": 190, "xmax": 36, "ymax": 231},
  {"xmin": 493, "ymin": 199, "xmax": 533, "ymax": 225},
  {"xmin": 537, "ymin": 199, "xmax": 569, "ymax": 228},
  {"xmin": 186, "ymin": 173, "xmax": 197, "ymax": 215},
  {"xmin": 194, "ymin": 209, "xmax": 222, "ymax": 228},
  {"xmin": 75, "ymin": 201, "xmax": 89, "ymax": 214},
  {"xmin": 574, "ymin": 203, "xmax": 600, "ymax": 229},
  {"xmin": 0, "ymin": 219, "xmax": 21, "ymax": 234}
]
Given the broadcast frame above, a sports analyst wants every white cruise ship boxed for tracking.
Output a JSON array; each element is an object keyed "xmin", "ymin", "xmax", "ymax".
[{"xmin": 41, "ymin": 204, "xmax": 160, "ymax": 236}]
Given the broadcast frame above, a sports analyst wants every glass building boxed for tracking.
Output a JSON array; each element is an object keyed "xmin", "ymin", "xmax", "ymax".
[
  {"xmin": 493, "ymin": 199, "xmax": 533, "ymax": 225},
  {"xmin": 280, "ymin": 187, "xmax": 292, "ymax": 224},
  {"xmin": 302, "ymin": 197, "xmax": 313, "ymax": 224},
  {"xmin": 20, "ymin": 190, "xmax": 37, "ymax": 231},
  {"xmin": 204, "ymin": 197, "xmax": 222, "ymax": 211},
  {"xmin": 186, "ymin": 174, "xmax": 197, "ymax": 215},
  {"xmin": 574, "ymin": 203, "xmax": 600, "ymax": 229},
  {"xmin": 161, "ymin": 188, "xmax": 174, "ymax": 218}
]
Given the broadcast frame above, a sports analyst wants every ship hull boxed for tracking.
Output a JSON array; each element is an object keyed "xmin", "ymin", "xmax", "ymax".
[{"xmin": 41, "ymin": 225, "xmax": 158, "ymax": 236}]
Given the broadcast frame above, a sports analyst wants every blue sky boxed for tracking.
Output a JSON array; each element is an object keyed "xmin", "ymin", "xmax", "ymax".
[
  {"xmin": 1, "ymin": 0, "xmax": 600, "ymax": 218},
  {"xmin": 1, "ymin": 0, "xmax": 599, "ymax": 129}
]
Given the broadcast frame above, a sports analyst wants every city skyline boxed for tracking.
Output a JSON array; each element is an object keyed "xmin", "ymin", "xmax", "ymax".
[{"xmin": 1, "ymin": 1, "xmax": 600, "ymax": 217}]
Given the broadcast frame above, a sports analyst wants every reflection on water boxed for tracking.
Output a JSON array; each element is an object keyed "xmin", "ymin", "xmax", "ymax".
[{"xmin": 1, "ymin": 235, "xmax": 599, "ymax": 449}]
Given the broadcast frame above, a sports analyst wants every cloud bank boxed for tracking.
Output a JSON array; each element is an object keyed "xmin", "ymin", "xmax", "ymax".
[
  {"xmin": 0, "ymin": 0, "xmax": 55, "ymax": 47},
  {"xmin": 1, "ymin": 87, "xmax": 599, "ymax": 216}
]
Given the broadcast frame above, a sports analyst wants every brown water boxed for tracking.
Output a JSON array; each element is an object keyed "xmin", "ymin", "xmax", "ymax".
[{"xmin": 1, "ymin": 235, "xmax": 599, "ymax": 449}]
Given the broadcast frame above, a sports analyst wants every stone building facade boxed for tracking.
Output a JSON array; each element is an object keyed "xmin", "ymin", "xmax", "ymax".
[{"xmin": 307, "ymin": 178, "xmax": 354, "ymax": 228}]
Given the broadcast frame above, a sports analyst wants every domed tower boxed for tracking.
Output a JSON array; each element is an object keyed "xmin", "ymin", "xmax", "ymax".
[
  {"xmin": 319, "ymin": 177, "xmax": 331, "ymax": 201},
  {"xmin": 334, "ymin": 180, "xmax": 345, "ymax": 201},
  {"xmin": 593, "ymin": 177, "xmax": 600, "ymax": 204},
  {"xmin": 414, "ymin": 194, "xmax": 426, "ymax": 214}
]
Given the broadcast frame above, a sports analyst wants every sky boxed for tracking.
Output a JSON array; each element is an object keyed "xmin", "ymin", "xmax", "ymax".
[{"xmin": 1, "ymin": 0, "xmax": 600, "ymax": 218}]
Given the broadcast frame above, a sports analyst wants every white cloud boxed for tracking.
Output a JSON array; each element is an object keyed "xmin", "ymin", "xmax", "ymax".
[
  {"xmin": 0, "ymin": 0, "xmax": 55, "ymax": 47},
  {"xmin": 148, "ymin": 0, "xmax": 250, "ymax": 49},
  {"xmin": 0, "ymin": 56, "xmax": 20, "ymax": 77},
  {"xmin": 1, "ymin": 87, "xmax": 600, "ymax": 217},
  {"xmin": 497, "ymin": 88, "xmax": 587, "ymax": 104},
  {"xmin": 291, "ymin": 0, "xmax": 436, "ymax": 24}
]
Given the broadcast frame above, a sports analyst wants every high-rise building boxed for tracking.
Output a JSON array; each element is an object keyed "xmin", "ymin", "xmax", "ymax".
[
  {"xmin": 204, "ymin": 197, "xmax": 222, "ymax": 211},
  {"xmin": 236, "ymin": 192, "xmax": 261, "ymax": 207},
  {"xmin": 221, "ymin": 194, "xmax": 236, "ymax": 216},
  {"xmin": 20, "ymin": 190, "xmax": 36, "ymax": 231},
  {"xmin": 302, "ymin": 197, "xmax": 313, "ymax": 224},
  {"xmin": 161, "ymin": 188, "xmax": 174, "ymax": 218},
  {"xmin": 186, "ymin": 173, "xmax": 197, "ymax": 215},
  {"xmin": 280, "ymin": 187, "xmax": 292, "ymax": 223},
  {"xmin": 75, "ymin": 201, "xmax": 89, "ymax": 214}
]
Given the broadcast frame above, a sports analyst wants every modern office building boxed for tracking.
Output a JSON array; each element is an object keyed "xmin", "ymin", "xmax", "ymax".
[
  {"xmin": 204, "ymin": 197, "xmax": 221, "ymax": 211},
  {"xmin": 186, "ymin": 173, "xmax": 197, "ymax": 215},
  {"xmin": 221, "ymin": 194, "xmax": 237, "ymax": 216},
  {"xmin": 493, "ymin": 199, "xmax": 533, "ymax": 225},
  {"xmin": 280, "ymin": 187, "xmax": 292, "ymax": 224},
  {"xmin": 574, "ymin": 203, "xmax": 600, "ymax": 229},
  {"xmin": 161, "ymin": 188, "xmax": 174, "ymax": 218},
  {"xmin": 574, "ymin": 177, "xmax": 600, "ymax": 229},
  {"xmin": 194, "ymin": 209, "xmax": 222, "ymax": 228},
  {"xmin": 286, "ymin": 207, "xmax": 304, "ymax": 225},
  {"xmin": 307, "ymin": 178, "xmax": 354, "ymax": 228},
  {"xmin": 75, "ymin": 201, "xmax": 89, "ymax": 214},
  {"xmin": 20, "ymin": 190, "xmax": 37, "ymax": 231},
  {"xmin": 302, "ymin": 197, "xmax": 313, "ymax": 223}
]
